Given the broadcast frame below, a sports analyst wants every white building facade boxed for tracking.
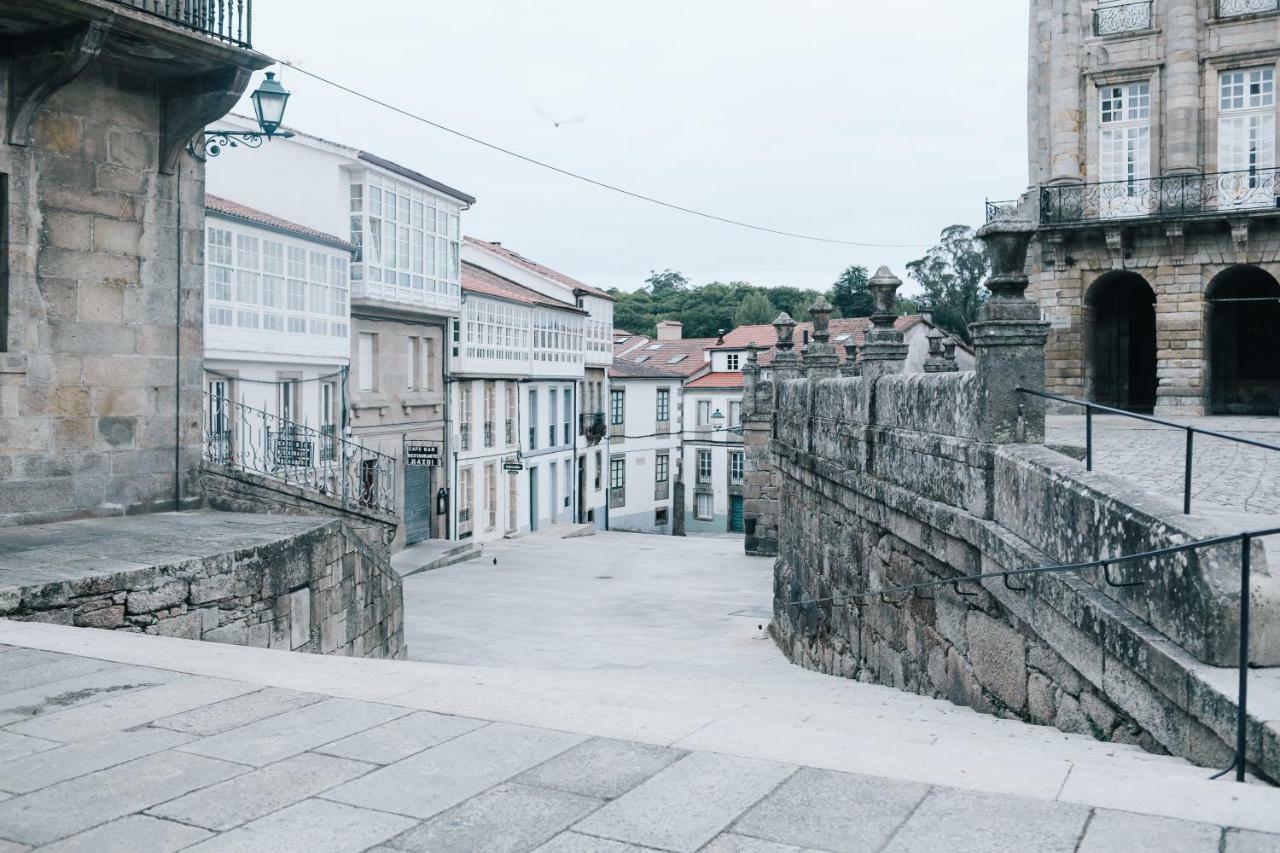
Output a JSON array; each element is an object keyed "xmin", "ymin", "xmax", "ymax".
[
  {"xmin": 605, "ymin": 364, "xmax": 683, "ymax": 534},
  {"xmin": 461, "ymin": 239, "xmax": 613, "ymax": 534},
  {"xmin": 205, "ymin": 117, "xmax": 475, "ymax": 547},
  {"xmin": 679, "ymin": 373, "xmax": 746, "ymax": 535}
]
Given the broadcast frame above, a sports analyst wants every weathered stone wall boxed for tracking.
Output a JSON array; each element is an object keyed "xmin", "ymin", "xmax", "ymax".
[
  {"xmin": 198, "ymin": 460, "xmax": 398, "ymax": 553},
  {"xmin": 0, "ymin": 17, "xmax": 261, "ymax": 524},
  {"xmin": 0, "ymin": 516, "xmax": 405, "ymax": 660},
  {"xmin": 768, "ymin": 368, "xmax": 1280, "ymax": 777}
]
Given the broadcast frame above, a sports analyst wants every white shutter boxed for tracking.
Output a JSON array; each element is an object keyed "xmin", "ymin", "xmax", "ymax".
[{"xmin": 358, "ymin": 333, "xmax": 374, "ymax": 391}]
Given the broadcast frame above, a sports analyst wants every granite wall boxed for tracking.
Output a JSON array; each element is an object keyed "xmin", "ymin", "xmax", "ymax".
[
  {"xmin": 764, "ymin": 345, "xmax": 1280, "ymax": 779},
  {"xmin": 0, "ymin": 514, "xmax": 405, "ymax": 660}
]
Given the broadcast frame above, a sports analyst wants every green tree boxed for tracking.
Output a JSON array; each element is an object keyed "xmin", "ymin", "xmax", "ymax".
[
  {"xmin": 906, "ymin": 225, "xmax": 989, "ymax": 342},
  {"xmin": 733, "ymin": 290, "xmax": 775, "ymax": 326},
  {"xmin": 645, "ymin": 269, "xmax": 688, "ymax": 298},
  {"xmin": 829, "ymin": 265, "xmax": 874, "ymax": 318}
]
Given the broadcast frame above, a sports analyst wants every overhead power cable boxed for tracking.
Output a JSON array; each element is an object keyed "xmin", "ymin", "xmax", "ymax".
[{"xmin": 279, "ymin": 61, "xmax": 932, "ymax": 251}]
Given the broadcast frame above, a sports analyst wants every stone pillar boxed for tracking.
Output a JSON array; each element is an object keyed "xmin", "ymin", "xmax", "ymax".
[
  {"xmin": 859, "ymin": 267, "xmax": 910, "ymax": 381},
  {"xmin": 972, "ymin": 219, "xmax": 1051, "ymax": 444},
  {"xmin": 840, "ymin": 343, "xmax": 861, "ymax": 377},
  {"xmin": 770, "ymin": 312, "xmax": 803, "ymax": 393},
  {"xmin": 741, "ymin": 344, "xmax": 778, "ymax": 557},
  {"xmin": 1163, "ymin": 0, "xmax": 1200, "ymax": 176},
  {"xmin": 1047, "ymin": 0, "xmax": 1083, "ymax": 183},
  {"xmin": 672, "ymin": 455, "xmax": 686, "ymax": 538},
  {"xmin": 802, "ymin": 296, "xmax": 840, "ymax": 381},
  {"xmin": 923, "ymin": 327, "xmax": 949, "ymax": 373}
]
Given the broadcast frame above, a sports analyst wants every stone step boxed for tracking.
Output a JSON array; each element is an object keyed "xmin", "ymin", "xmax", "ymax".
[{"xmin": 390, "ymin": 541, "xmax": 484, "ymax": 578}]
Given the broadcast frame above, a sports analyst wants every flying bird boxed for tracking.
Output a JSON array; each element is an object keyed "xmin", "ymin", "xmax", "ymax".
[{"xmin": 535, "ymin": 101, "xmax": 587, "ymax": 128}]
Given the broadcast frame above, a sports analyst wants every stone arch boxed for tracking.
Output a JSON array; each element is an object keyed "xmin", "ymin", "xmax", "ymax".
[
  {"xmin": 1084, "ymin": 271, "xmax": 1157, "ymax": 413},
  {"xmin": 1206, "ymin": 265, "xmax": 1280, "ymax": 415}
]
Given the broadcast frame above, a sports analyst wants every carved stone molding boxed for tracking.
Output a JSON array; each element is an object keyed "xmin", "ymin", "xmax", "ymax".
[
  {"xmin": 1230, "ymin": 219, "xmax": 1250, "ymax": 261},
  {"xmin": 1104, "ymin": 228, "xmax": 1125, "ymax": 269},
  {"xmin": 1164, "ymin": 222, "xmax": 1185, "ymax": 265},
  {"xmin": 160, "ymin": 66, "xmax": 252, "ymax": 175},
  {"xmin": 6, "ymin": 22, "xmax": 110, "ymax": 146}
]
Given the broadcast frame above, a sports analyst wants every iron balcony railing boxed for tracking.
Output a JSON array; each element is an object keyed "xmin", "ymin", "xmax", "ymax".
[
  {"xmin": 483, "ymin": 420, "xmax": 495, "ymax": 449},
  {"xmin": 203, "ymin": 392, "xmax": 396, "ymax": 515},
  {"xmin": 459, "ymin": 422, "xmax": 471, "ymax": 452},
  {"xmin": 580, "ymin": 412, "xmax": 606, "ymax": 440},
  {"xmin": 106, "ymin": 0, "xmax": 253, "ymax": 48},
  {"xmin": 984, "ymin": 199, "xmax": 1021, "ymax": 222},
  {"xmin": 1217, "ymin": 0, "xmax": 1279, "ymax": 18},
  {"xmin": 1033, "ymin": 168, "xmax": 1280, "ymax": 225},
  {"xmin": 505, "ymin": 417, "xmax": 515, "ymax": 446},
  {"xmin": 1094, "ymin": 1, "xmax": 1153, "ymax": 36}
]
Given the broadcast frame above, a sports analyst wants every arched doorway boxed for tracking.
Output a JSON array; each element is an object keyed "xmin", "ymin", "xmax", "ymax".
[
  {"xmin": 1207, "ymin": 266, "xmax": 1280, "ymax": 415},
  {"xmin": 1085, "ymin": 271, "xmax": 1157, "ymax": 413}
]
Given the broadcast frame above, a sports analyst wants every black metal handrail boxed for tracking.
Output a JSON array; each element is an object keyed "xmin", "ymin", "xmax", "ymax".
[
  {"xmin": 1094, "ymin": 0, "xmax": 1153, "ymax": 36},
  {"xmin": 1038, "ymin": 168, "xmax": 1280, "ymax": 225},
  {"xmin": 1217, "ymin": 0, "xmax": 1279, "ymax": 18},
  {"xmin": 782, "ymin": 522, "xmax": 1280, "ymax": 783},
  {"xmin": 1017, "ymin": 387, "xmax": 1280, "ymax": 515},
  {"xmin": 105, "ymin": 0, "xmax": 253, "ymax": 48},
  {"xmin": 984, "ymin": 199, "xmax": 1021, "ymax": 222}
]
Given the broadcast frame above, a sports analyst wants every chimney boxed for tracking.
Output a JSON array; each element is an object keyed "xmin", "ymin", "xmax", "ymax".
[{"xmin": 656, "ymin": 320, "xmax": 684, "ymax": 341}]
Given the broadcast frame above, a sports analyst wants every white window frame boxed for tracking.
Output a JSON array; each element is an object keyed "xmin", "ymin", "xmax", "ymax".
[
  {"xmin": 695, "ymin": 492, "xmax": 714, "ymax": 521},
  {"xmin": 1217, "ymin": 67, "xmax": 1276, "ymax": 209},
  {"xmin": 1098, "ymin": 81, "xmax": 1152, "ymax": 217},
  {"xmin": 357, "ymin": 333, "xmax": 375, "ymax": 392}
]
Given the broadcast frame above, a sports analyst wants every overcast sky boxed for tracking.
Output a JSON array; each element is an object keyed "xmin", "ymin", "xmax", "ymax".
[{"xmin": 240, "ymin": 1, "xmax": 1030, "ymax": 295}]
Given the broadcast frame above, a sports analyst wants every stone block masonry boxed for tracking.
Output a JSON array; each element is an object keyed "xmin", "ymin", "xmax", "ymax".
[
  {"xmin": 0, "ymin": 511, "xmax": 405, "ymax": 660},
  {"xmin": 758, "ymin": 225, "xmax": 1280, "ymax": 780}
]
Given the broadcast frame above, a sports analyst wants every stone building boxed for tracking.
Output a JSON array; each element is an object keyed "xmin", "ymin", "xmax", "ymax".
[
  {"xmin": 0, "ymin": 0, "xmax": 267, "ymax": 524},
  {"xmin": 1007, "ymin": 0, "xmax": 1280, "ymax": 415}
]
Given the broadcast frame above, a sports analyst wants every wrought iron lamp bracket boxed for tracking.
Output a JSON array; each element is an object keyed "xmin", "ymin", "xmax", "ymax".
[{"xmin": 195, "ymin": 129, "xmax": 296, "ymax": 158}]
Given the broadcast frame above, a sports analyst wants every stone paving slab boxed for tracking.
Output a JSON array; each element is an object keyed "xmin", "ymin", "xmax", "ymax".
[{"xmin": 0, "ymin": 639, "xmax": 1276, "ymax": 850}]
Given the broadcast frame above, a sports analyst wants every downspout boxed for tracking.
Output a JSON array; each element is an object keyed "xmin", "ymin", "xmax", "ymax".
[
  {"xmin": 571, "ymin": 381, "xmax": 578, "ymax": 524},
  {"xmin": 443, "ymin": 320, "xmax": 454, "ymax": 541},
  {"xmin": 174, "ymin": 156, "xmax": 184, "ymax": 511}
]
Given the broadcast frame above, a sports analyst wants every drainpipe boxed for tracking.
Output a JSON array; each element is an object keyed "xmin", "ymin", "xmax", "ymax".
[
  {"xmin": 571, "ymin": 381, "xmax": 578, "ymax": 524},
  {"xmin": 174, "ymin": 156, "xmax": 184, "ymax": 512}
]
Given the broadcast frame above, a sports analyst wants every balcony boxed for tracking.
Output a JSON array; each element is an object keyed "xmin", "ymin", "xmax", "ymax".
[
  {"xmin": 1094, "ymin": 1, "xmax": 1153, "ymax": 36},
  {"xmin": 984, "ymin": 169, "xmax": 1280, "ymax": 226},
  {"xmin": 505, "ymin": 418, "xmax": 515, "ymax": 446},
  {"xmin": 1217, "ymin": 0, "xmax": 1279, "ymax": 18},
  {"xmin": 580, "ymin": 412, "xmax": 606, "ymax": 445},
  {"xmin": 459, "ymin": 422, "xmax": 471, "ymax": 452},
  {"xmin": 483, "ymin": 421, "xmax": 495, "ymax": 449},
  {"xmin": 107, "ymin": 0, "xmax": 253, "ymax": 48}
]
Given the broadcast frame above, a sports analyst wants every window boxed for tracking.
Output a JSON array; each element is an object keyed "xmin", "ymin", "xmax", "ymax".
[
  {"xmin": 697, "ymin": 449, "xmax": 712, "ymax": 483},
  {"xmin": 563, "ymin": 460, "xmax": 571, "ymax": 508},
  {"xmin": 697, "ymin": 400, "xmax": 711, "ymax": 426},
  {"xmin": 459, "ymin": 383, "xmax": 473, "ymax": 451},
  {"xmin": 528, "ymin": 389, "xmax": 538, "ymax": 450},
  {"xmin": 407, "ymin": 337, "xmax": 422, "ymax": 390},
  {"xmin": 655, "ymin": 453, "xmax": 669, "ymax": 484},
  {"xmin": 655, "ymin": 508, "xmax": 669, "ymax": 526},
  {"xmin": 656, "ymin": 388, "xmax": 670, "ymax": 422},
  {"xmin": 462, "ymin": 295, "xmax": 531, "ymax": 362},
  {"xmin": 353, "ymin": 173, "xmax": 461, "ymax": 305},
  {"xmin": 484, "ymin": 381, "xmax": 497, "ymax": 448},
  {"xmin": 505, "ymin": 382, "xmax": 517, "ymax": 445},
  {"xmin": 729, "ymin": 400, "xmax": 742, "ymax": 429},
  {"xmin": 610, "ymin": 456, "xmax": 626, "ymax": 489},
  {"xmin": 320, "ymin": 381, "xmax": 338, "ymax": 462},
  {"xmin": 695, "ymin": 492, "xmax": 714, "ymax": 520},
  {"xmin": 731, "ymin": 451, "xmax": 745, "ymax": 484},
  {"xmin": 726, "ymin": 353, "xmax": 740, "ymax": 371},
  {"xmin": 595, "ymin": 451, "xmax": 603, "ymax": 490},
  {"xmin": 486, "ymin": 463, "xmax": 497, "ymax": 530},
  {"xmin": 357, "ymin": 333, "xmax": 375, "ymax": 391},
  {"xmin": 423, "ymin": 337, "xmax": 435, "ymax": 391},
  {"xmin": 278, "ymin": 378, "xmax": 299, "ymax": 423},
  {"xmin": 563, "ymin": 386, "xmax": 572, "ymax": 445},
  {"xmin": 1219, "ymin": 68, "xmax": 1276, "ymax": 208},
  {"xmin": 459, "ymin": 467, "xmax": 473, "ymax": 524},
  {"xmin": 611, "ymin": 389, "xmax": 625, "ymax": 425},
  {"xmin": 549, "ymin": 389, "xmax": 558, "ymax": 447},
  {"xmin": 1098, "ymin": 81, "xmax": 1151, "ymax": 216},
  {"xmin": 667, "ymin": 355, "xmax": 686, "ymax": 364}
]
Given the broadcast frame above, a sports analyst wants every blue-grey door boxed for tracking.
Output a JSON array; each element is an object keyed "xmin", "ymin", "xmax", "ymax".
[
  {"xmin": 730, "ymin": 495, "xmax": 745, "ymax": 533},
  {"xmin": 404, "ymin": 465, "xmax": 433, "ymax": 544},
  {"xmin": 529, "ymin": 467, "xmax": 539, "ymax": 532}
]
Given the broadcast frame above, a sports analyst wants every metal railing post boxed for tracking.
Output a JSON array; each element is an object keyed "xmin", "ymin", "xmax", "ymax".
[
  {"xmin": 1184, "ymin": 428, "xmax": 1194, "ymax": 515},
  {"xmin": 1085, "ymin": 405, "xmax": 1093, "ymax": 472},
  {"xmin": 1236, "ymin": 532, "xmax": 1252, "ymax": 782}
]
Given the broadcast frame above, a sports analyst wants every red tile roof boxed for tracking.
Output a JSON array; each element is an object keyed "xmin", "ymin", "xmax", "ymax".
[
  {"xmin": 462, "ymin": 262, "xmax": 585, "ymax": 314},
  {"xmin": 684, "ymin": 372, "xmax": 745, "ymax": 390},
  {"xmin": 465, "ymin": 237, "xmax": 613, "ymax": 301},
  {"xmin": 205, "ymin": 195, "xmax": 353, "ymax": 251},
  {"xmin": 609, "ymin": 360, "xmax": 685, "ymax": 379},
  {"xmin": 717, "ymin": 316, "xmax": 927, "ymax": 366},
  {"xmin": 614, "ymin": 337, "xmax": 716, "ymax": 377}
]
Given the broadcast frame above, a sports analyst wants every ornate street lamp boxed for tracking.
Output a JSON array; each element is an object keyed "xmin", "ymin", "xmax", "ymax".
[
  {"xmin": 711, "ymin": 409, "xmax": 726, "ymax": 431},
  {"xmin": 201, "ymin": 71, "xmax": 296, "ymax": 157}
]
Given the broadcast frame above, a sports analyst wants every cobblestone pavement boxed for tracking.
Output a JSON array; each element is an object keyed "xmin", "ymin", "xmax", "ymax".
[
  {"xmin": 1, "ymin": 533, "xmax": 1279, "ymax": 851},
  {"xmin": 1047, "ymin": 415, "xmax": 1280, "ymax": 515}
]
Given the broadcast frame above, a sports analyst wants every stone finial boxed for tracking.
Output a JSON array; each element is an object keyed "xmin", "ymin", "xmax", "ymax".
[
  {"xmin": 746, "ymin": 342, "xmax": 759, "ymax": 365},
  {"xmin": 975, "ymin": 218, "xmax": 1036, "ymax": 305},
  {"xmin": 942, "ymin": 339, "xmax": 957, "ymax": 362},
  {"xmin": 923, "ymin": 327, "xmax": 949, "ymax": 373},
  {"xmin": 772, "ymin": 312, "xmax": 797, "ymax": 351},
  {"xmin": 868, "ymin": 266, "xmax": 902, "ymax": 329},
  {"xmin": 841, "ymin": 341, "xmax": 861, "ymax": 377},
  {"xmin": 809, "ymin": 295, "xmax": 833, "ymax": 343}
]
